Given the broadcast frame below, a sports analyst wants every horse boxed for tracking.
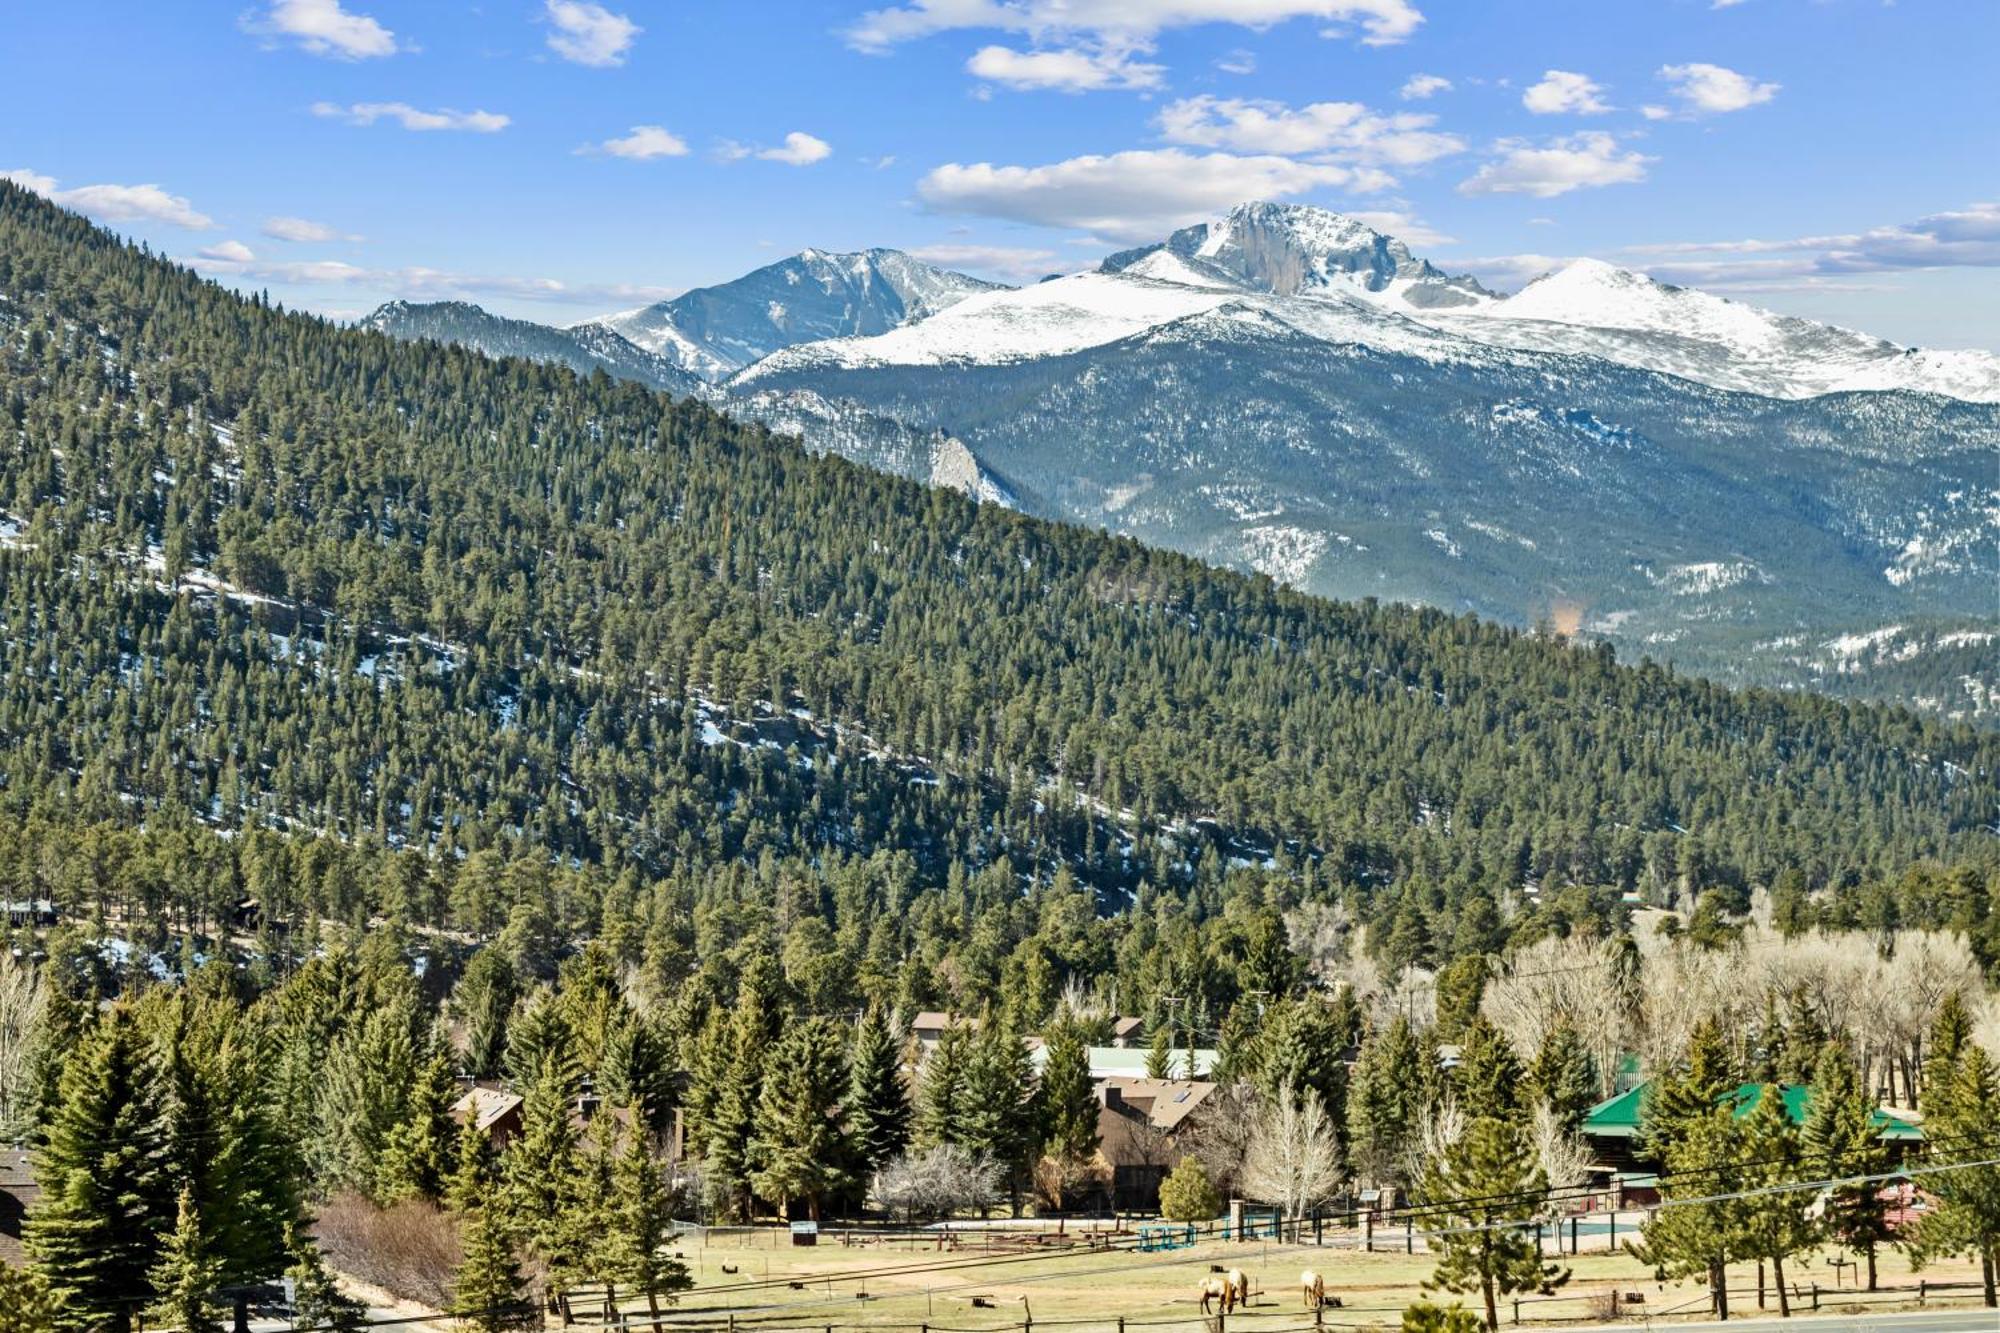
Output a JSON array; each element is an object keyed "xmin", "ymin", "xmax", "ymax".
[
  {"xmin": 1300, "ymin": 1271, "xmax": 1326, "ymax": 1310},
  {"xmin": 1225, "ymin": 1269, "xmax": 1250, "ymax": 1308},
  {"xmin": 1198, "ymin": 1276, "xmax": 1236, "ymax": 1315}
]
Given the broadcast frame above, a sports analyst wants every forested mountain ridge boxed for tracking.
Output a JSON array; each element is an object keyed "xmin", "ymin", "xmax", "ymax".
[{"xmin": 0, "ymin": 180, "xmax": 1995, "ymax": 913}]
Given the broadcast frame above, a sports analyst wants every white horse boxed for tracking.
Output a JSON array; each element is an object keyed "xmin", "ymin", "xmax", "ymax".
[
  {"xmin": 1299, "ymin": 1271, "xmax": 1326, "ymax": 1310},
  {"xmin": 1198, "ymin": 1276, "xmax": 1236, "ymax": 1315},
  {"xmin": 1225, "ymin": 1269, "xmax": 1250, "ymax": 1308}
]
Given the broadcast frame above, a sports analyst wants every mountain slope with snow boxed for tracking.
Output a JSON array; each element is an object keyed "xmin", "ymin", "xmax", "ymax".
[
  {"xmin": 361, "ymin": 300, "xmax": 704, "ymax": 397},
  {"xmin": 358, "ymin": 203, "xmax": 1998, "ymax": 715},
  {"xmin": 595, "ymin": 248, "xmax": 1002, "ymax": 381},
  {"xmin": 1443, "ymin": 258, "xmax": 2000, "ymax": 402}
]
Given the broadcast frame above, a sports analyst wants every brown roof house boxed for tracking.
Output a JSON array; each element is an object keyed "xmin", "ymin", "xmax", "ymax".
[
  {"xmin": 450, "ymin": 1086, "xmax": 526, "ymax": 1151},
  {"xmin": 1096, "ymin": 1077, "xmax": 1214, "ymax": 1211}
]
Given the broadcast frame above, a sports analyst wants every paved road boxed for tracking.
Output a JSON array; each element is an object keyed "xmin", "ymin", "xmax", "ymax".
[{"xmin": 1660, "ymin": 1308, "xmax": 1999, "ymax": 1333}]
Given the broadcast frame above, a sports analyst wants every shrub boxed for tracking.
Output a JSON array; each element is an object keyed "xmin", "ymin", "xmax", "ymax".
[
  {"xmin": 314, "ymin": 1192, "xmax": 464, "ymax": 1309},
  {"xmin": 1158, "ymin": 1156, "xmax": 1221, "ymax": 1222},
  {"xmin": 1401, "ymin": 1301, "xmax": 1482, "ymax": 1333}
]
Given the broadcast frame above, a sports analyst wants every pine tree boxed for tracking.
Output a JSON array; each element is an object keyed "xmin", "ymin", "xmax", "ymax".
[
  {"xmin": 1453, "ymin": 1016, "xmax": 1524, "ymax": 1121},
  {"xmin": 502, "ymin": 1044, "xmax": 586, "ymax": 1282},
  {"xmin": 606, "ymin": 1123, "xmax": 693, "ymax": 1332},
  {"xmin": 1349, "ymin": 1015, "xmax": 1427, "ymax": 1186},
  {"xmin": 1911, "ymin": 1044, "xmax": 2000, "ymax": 1308},
  {"xmin": 1527, "ymin": 1023, "xmax": 1598, "ymax": 1133},
  {"xmin": 1036, "ymin": 1018, "xmax": 1099, "ymax": 1164},
  {"xmin": 453, "ymin": 1188, "xmax": 537, "ymax": 1332},
  {"xmin": 1421, "ymin": 1116, "xmax": 1568, "ymax": 1330},
  {"xmin": 600, "ymin": 1012, "xmax": 676, "ymax": 1139},
  {"xmin": 1144, "ymin": 1025, "xmax": 1173, "ymax": 1080},
  {"xmin": 1255, "ymin": 999, "xmax": 1349, "ymax": 1126},
  {"xmin": 145, "ymin": 1186, "xmax": 227, "ymax": 1333},
  {"xmin": 1802, "ymin": 1044, "xmax": 1891, "ymax": 1290},
  {"xmin": 313, "ymin": 1000, "xmax": 419, "ymax": 1199},
  {"xmin": 748, "ymin": 1016, "xmax": 852, "ymax": 1220},
  {"xmin": 445, "ymin": 1113, "xmax": 497, "ymax": 1214},
  {"xmin": 284, "ymin": 1220, "xmax": 364, "ymax": 1331},
  {"xmin": 454, "ymin": 948, "xmax": 518, "ymax": 1080},
  {"xmin": 1642, "ymin": 1016, "xmax": 1737, "ymax": 1156},
  {"xmin": 846, "ymin": 1008, "xmax": 911, "ymax": 1176},
  {"xmin": 1735, "ymin": 1085, "xmax": 1817, "ymax": 1317},
  {"xmin": 1627, "ymin": 1110, "xmax": 1747, "ymax": 1319},
  {"xmin": 26, "ymin": 1007, "xmax": 175, "ymax": 1332},
  {"xmin": 954, "ymin": 1019, "xmax": 1038, "ymax": 1202},
  {"xmin": 915, "ymin": 1023, "xmax": 971, "ymax": 1148},
  {"xmin": 377, "ymin": 1042, "xmax": 459, "ymax": 1203},
  {"xmin": 1920, "ymin": 991, "xmax": 1972, "ymax": 1120}
]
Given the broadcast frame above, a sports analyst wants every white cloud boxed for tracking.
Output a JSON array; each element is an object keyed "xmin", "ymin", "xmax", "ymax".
[
  {"xmin": 198, "ymin": 240, "xmax": 257, "ymax": 263},
  {"xmin": 248, "ymin": 0, "xmax": 398, "ymax": 59},
  {"xmin": 1157, "ymin": 94, "xmax": 1463, "ymax": 166},
  {"xmin": 3, "ymin": 170, "xmax": 58, "ymax": 196},
  {"xmin": 846, "ymin": 0, "xmax": 1425, "ymax": 52},
  {"xmin": 1640, "ymin": 105, "xmax": 1671, "ymax": 121},
  {"xmin": 1657, "ymin": 62, "xmax": 1779, "ymax": 115},
  {"xmin": 1453, "ymin": 252, "xmax": 1573, "ymax": 290},
  {"xmin": 1216, "ymin": 48, "xmax": 1257, "ymax": 76},
  {"xmin": 5, "ymin": 170, "xmax": 214, "ymax": 229},
  {"xmin": 746, "ymin": 132, "xmax": 833, "ymax": 166},
  {"xmin": 585, "ymin": 125, "xmax": 690, "ymax": 159},
  {"xmin": 187, "ymin": 249, "xmax": 677, "ymax": 307},
  {"xmin": 1344, "ymin": 210, "xmax": 1455, "ymax": 247},
  {"xmin": 1458, "ymin": 133, "xmax": 1651, "ymax": 198},
  {"xmin": 1521, "ymin": 70, "xmax": 1610, "ymax": 115},
  {"xmin": 967, "ymin": 44, "xmax": 1164, "ymax": 91},
  {"xmin": 1399, "ymin": 73, "xmax": 1451, "ymax": 100},
  {"xmin": 544, "ymin": 1, "xmax": 641, "ymax": 67},
  {"xmin": 311, "ymin": 102, "xmax": 510, "ymax": 132},
  {"xmin": 1620, "ymin": 202, "xmax": 2000, "ymax": 286},
  {"xmin": 262, "ymin": 215, "xmax": 360, "ymax": 243},
  {"xmin": 906, "ymin": 242, "xmax": 1068, "ymax": 281},
  {"xmin": 917, "ymin": 148, "xmax": 1391, "ymax": 242}
]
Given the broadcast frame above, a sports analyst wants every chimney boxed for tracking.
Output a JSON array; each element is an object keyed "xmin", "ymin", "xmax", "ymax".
[{"xmin": 1101, "ymin": 1083, "xmax": 1123, "ymax": 1110}]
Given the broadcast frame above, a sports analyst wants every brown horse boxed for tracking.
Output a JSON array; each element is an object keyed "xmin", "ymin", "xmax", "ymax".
[
  {"xmin": 1225, "ymin": 1269, "xmax": 1250, "ymax": 1308},
  {"xmin": 1198, "ymin": 1276, "xmax": 1236, "ymax": 1315},
  {"xmin": 1299, "ymin": 1271, "xmax": 1326, "ymax": 1310}
]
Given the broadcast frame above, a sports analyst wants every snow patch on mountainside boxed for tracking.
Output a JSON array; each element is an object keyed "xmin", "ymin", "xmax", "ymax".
[
  {"xmin": 1238, "ymin": 524, "xmax": 1329, "ymax": 585},
  {"xmin": 1648, "ymin": 560, "xmax": 1768, "ymax": 595}
]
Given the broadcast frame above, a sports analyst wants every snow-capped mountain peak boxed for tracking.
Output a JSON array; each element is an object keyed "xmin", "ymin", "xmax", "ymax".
[
  {"xmin": 1104, "ymin": 201, "xmax": 1495, "ymax": 311},
  {"xmin": 1448, "ymin": 255, "xmax": 2000, "ymax": 401},
  {"xmin": 592, "ymin": 248, "xmax": 1003, "ymax": 382}
]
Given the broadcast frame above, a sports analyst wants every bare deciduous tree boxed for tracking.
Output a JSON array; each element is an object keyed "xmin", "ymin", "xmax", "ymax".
[
  {"xmin": 1526, "ymin": 1101, "xmax": 1594, "ymax": 1207},
  {"xmin": 869, "ymin": 1144, "xmax": 1002, "ymax": 1222},
  {"xmin": 0, "ymin": 953, "xmax": 45, "ymax": 1141},
  {"xmin": 1242, "ymin": 1079, "xmax": 1345, "ymax": 1218}
]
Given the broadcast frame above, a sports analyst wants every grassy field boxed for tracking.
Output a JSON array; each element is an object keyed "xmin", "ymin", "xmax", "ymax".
[{"xmin": 589, "ymin": 1227, "xmax": 1994, "ymax": 1333}]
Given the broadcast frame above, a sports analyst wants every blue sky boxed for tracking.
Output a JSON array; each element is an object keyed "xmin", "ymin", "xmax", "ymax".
[{"xmin": 7, "ymin": 0, "xmax": 1996, "ymax": 348}]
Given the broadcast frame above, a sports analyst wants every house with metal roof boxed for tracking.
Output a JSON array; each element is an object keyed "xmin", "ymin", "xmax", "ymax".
[{"xmin": 1580, "ymin": 1080, "xmax": 1922, "ymax": 1199}]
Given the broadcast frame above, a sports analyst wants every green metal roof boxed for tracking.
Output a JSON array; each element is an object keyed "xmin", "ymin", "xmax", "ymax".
[{"xmin": 1581, "ymin": 1081, "xmax": 1923, "ymax": 1141}]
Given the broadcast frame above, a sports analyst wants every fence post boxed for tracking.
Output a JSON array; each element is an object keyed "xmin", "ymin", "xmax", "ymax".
[
  {"xmin": 1405, "ymin": 1218, "xmax": 1413, "ymax": 1254},
  {"xmin": 1918, "ymin": 1280, "xmax": 1926, "ymax": 1306},
  {"xmin": 1811, "ymin": 1282, "xmax": 1819, "ymax": 1312},
  {"xmin": 1570, "ymin": 1216, "xmax": 1579, "ymax": 1256},
  {"xmin": 1512, "ymin": 1299, "xmax": 1520, "ymax": 1325},
  {"xmin": 1363, "ymin": 1211, "xmax": 1373, "ymax": 1252},
  {"xmin": 1608, "ymin": 1212, "xmax": 1616, "ymax": 1253}
]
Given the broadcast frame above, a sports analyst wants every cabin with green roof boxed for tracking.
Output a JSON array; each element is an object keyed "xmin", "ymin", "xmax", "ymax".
[{"xmin": 1580, "ymin": 1080, "xmax": 1922, "ymax": 1200}]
